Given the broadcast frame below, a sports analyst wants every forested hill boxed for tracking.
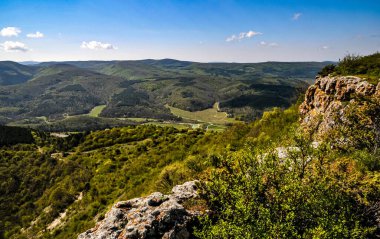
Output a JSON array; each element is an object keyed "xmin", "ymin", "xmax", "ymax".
[
  {"xmin": 0, "ymin": 126, "xmax": 34, "ymax": 145},
  {"xmin": 0, "ymin": 60, "xmax": 329, "ymax": 128},
  {"xmin": 0, "ymin": 53, "xmax": 379, "ymax": 238},
  {"xmin": 0, "ymin": 105, "xmax": 301, "ymax": 239}
]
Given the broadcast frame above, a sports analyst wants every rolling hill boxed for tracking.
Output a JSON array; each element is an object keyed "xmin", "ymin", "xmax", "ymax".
[
  {"xmin": 0, "ymin": 60, "xmax": 330, "ymax": 128},
  {"xmin": 0, "ymin": 61, "xmax": 38, "ymax": 86}
]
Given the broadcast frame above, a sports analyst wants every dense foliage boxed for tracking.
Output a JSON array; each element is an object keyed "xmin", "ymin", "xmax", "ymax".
[
  {"xmin": 326, "ymin": 95, "xmax": 380, "ymax": 155},
  {"xmin": 1, "ymin": 53, "xmax": 379, "ymax": 238},
  {"xmin": 0, "ymin": 61, "xmax": 36, "ymax": 85},
  {"xmin": 319, "ymin": 53, "xmax": 380, "ymax": 81},
  {"xmin": 196, "ymin": 141, "xmax": 380, "ymax": 238},
  {"xmin": 1, "ymin": 99, "xmax": 379, "ymax": 238},
  {"xmin": 195, "ymin": 102, "xmax": 380, "ymax": 238},
  {"xmin": 1, "ymin": 124, "xmax": 243, "ymax": 239},
  {"xmin": 0, "ymin": 126, "xmax": 34, "ymax": 145}
]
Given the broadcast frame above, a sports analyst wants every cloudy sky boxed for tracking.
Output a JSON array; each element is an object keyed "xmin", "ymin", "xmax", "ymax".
[{"xmin": 0, "ymin": 0, "xmax": 379, "ymax": 62}]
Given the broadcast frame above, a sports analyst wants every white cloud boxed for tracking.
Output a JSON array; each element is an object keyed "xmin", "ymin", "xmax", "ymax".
[
  {"xmin": 226, "ymin": 35, "xmax": 237, "ymax": 42},
  {"xmin": 81, "ymin": 41, "xmax": 117, "ymax": 50},
  {"xmin": 245, "ymin": 31, "xmax": 261, "ymax": 38},
  {"xmin": 259, "ymin": 41, "xmax": 279, "ymax": 47},
  {"xmin": 1, "ymin": 41, "xmax": 29, "ymax": 52},
  {"xmin": 268, "ymin": 42, "xmax": 279, "ymax": 47},
  {"xmin": 27, "ymin": 31, "xmax": 44, "ymax": 38},
  {"xmin": 0, "ymin": 27, "xmax": 21, "ymax": 37},
  {"xmin": 292, "ymin": 13, "xmax": 302, "ymax": 20},
  {"xmin": 226, "ymin": 30, "xmax": 262, "ymax": 42},
  {"xmin": 322, "ymin": 45, "xmax": 329, "ymax": 50}
]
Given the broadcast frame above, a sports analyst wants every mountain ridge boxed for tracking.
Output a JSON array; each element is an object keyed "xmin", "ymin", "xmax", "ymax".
[{"xmin": 0, "ymin": 60, "xmax": 329, "ymax": 128}]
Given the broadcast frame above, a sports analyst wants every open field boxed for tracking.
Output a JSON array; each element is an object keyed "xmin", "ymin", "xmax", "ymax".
[
  {"xmin": 88, "ymin": 105, "xmax": 106, "ymax": 117},
  {"xmin": 142, "ymin": 122, "xmax": 191, "ymax": 130},
  {"xmin": 166, "ymin": 102, "xmax": 241, "ymax": 125},
  {"xmin": 118, "ymin": 117, "xmax": 158, "ymax": 122}
]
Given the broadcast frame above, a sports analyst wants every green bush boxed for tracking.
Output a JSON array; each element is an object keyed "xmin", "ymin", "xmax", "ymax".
[
  {"xmin": 195, "ymin": 142, "xmax": 379, "ymax": 238},
  {"xmin": 318, "ymin": 53, "xmax": 380, "ymax": 81},
  {"xmin": 318, "ymin": 64, "xmax": 336, "ymax": 77}
]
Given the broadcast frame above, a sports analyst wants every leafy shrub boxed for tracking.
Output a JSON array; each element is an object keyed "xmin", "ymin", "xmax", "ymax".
[
  {"xmin": 195, "ymin": 141, "xmax": 380, "ymax": 238},
  {"xmin": 318, "ymin": 53, "xmax": 380, "ymax": 81},
  {"xmin": 318, "ymin": 64, "xmax": 336, "ymax": 77}
]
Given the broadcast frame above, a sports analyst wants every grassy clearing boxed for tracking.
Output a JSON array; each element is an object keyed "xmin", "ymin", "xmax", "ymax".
[
  {"xmin": 143, "ymin": 122, "xmax": 191, "ymax": 130},
  {"xmin": 0, "ymin": 107, "xmax": 20, "ymax": 113},
  {"xmin": 206, "ymin": 124, "xmax": 227, "ymax": 132},
  {"xmin": 88, "ymin": 105, "xmax": 106, "ymax": 117},
  {"xmin": 166, "ymin": 102, "xmax": 240, "ymax": 125},
  {"xmin": 62, "ymin": 105, "xmax": 106, "ymax": 119},
  {"xmin": 118, "ymin": 117, "xmax": 160, "ymax": 122},
  {"xmin": 36, "ymin": 116, "xmax": 49, "ymax": 123}
]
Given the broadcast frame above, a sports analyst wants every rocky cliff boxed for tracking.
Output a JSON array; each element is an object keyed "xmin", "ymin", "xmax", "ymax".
[
  {"xmin": 300, "ymin": 75, "xmax": 380, "ymax": 143},
  {"xmin": 78, "ymin": 181, "xmax": 203, "ymax": 239}
]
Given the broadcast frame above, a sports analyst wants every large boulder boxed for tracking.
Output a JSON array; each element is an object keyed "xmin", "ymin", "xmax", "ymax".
[
  {"xmin": 78, "ymin": 181, "xmax": 202, "ymax": 239},
  {"xmin": 299, "ymin": 75, "xmax": 380, "ymax": 141}
]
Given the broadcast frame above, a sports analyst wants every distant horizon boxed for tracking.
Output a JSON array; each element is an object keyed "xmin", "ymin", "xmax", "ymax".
[
  {"xmin": 0, "ymin": 0, "xmax": 379, "ymax": 62},
  {"xmin": 13, "ymin": 58, "xmax": 338, "ymax": 65}
]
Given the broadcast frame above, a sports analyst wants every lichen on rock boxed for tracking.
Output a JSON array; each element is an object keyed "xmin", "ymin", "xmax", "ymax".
[
  {"xmin": 300, "ymin": 75, "xmax": 380, "ymax": 149},
  {"xmin": 78, "ymin": 181, "xmax": 202, "ymax": 239}
]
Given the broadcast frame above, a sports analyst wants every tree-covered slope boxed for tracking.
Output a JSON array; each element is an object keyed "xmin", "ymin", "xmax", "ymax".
[
  {"xmin": 0, "ymin": 62, "xmax": 37, "ymax": 86},
  {"xmin": 0, "ymin": 103, "xmax": 300, "ymax": 239},
  {"xmin": 319, "ymin": 52, "xmax": 380, "ymax": 82},
  {"xmin": 0, "ymin": 60, "xmax": 329, "ymax": 126},
  {"xmin": 0, "ymin": 125, "xmax": 212, "ymax": 238},
  {"xmin": 195, "ymin": 72, "xmax": 380, "ymax": 238},
  {"xmin": 0, "ymin": 126, "xmax": 34, "ymax": 145},
  {"xmin": 1, "ymin": 91, "xmax": 379, "ymax": 238}
]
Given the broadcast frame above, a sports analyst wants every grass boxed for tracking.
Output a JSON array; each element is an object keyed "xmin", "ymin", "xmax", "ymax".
[
  {"xmin": 206, "ymin": 124, "xmax": 227, "ymax": 132},
  {"xmin": 17, "ymin": 103, "xmax": 236, "ymax": 132},
  {"xmin": 125, "ymin": 118, "xmax": 224, "ymax": 131},
  {"xmin": 143, "ymin": 122, "xmax": 191, "ymax": 130},
  {"xmin": 35, "ymin": 116, "xmax": 49, "ymax": 123},
  {"xmin": 88, "ymin": 105, "xmax": 106, "ymax": 117},
  {"xmin": 165, "ymin": 102, "xmax": 241, "ymax": 132},
  {"xmin": 166, "ymin": 102, "xmax": 241, "ymax": 125},
  {"xmin": 0, "ymin": 107, "xmax": 20, "ymax": 113},
  {"xmin": 61, "ymin": 105, "xmax": 106, "ymax": 119},
  {"xmin": 118, "ymin": 117, "xmax": 159, "ymax": 122}
]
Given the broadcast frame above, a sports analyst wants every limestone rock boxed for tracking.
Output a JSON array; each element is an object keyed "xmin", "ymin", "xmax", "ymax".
[
  {"xmin": 78, "ymin": 181, "xmax": 201, "ymax": 239},
  {"xmin": 299, "ymin": 75, "xmax": 379, "ymax": 138}
]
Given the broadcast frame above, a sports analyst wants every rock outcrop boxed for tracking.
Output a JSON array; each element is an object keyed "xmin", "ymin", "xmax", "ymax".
[
  {"xmin": 78, "ymin": 181, "xmax": 202, "ymax": 239},
  {"xmin": 300, "ymin": 75, "xmax": 380, "ymax": 138}
]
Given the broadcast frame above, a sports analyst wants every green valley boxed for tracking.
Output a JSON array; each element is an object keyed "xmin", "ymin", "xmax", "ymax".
[
  {"xmin": 1, "ymin": 53, "xmax": 380, "ymax": 239},
  {"xmin": 1, "ymin": 0, "xmax": 379, "ymax": 238},
  {"xmin": 0, "ymin": 60, "xmax": 329, "ymax": 129}
]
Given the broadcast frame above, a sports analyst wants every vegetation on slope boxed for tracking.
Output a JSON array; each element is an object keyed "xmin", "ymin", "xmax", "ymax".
[
  {"xmin": 319, "ymin": 52, "xmax": 380, "ymax": 82},
  {"xmin": 0, "ymin": 125, "xmax": 224, "ymax": 238},
  {"xmin": 194, "ymin": 82, "xmax": 380, "ymax": 237},
  {"xmin": 1, "ymin": 54, "xmax": 379, "ymax": 239},
  {"xmin": 1, "ymin": 97, "xmax": 379, "ymax": 238},
  {"xmin": 0, "ymin": 103, "xmax": 306, "ymax": 239},
  {"xmin": 196, "ymin": 133, "xmax": 380, "ymax": 238},
  {"xmin": 0, "ymin": 60, "xmax": 328, "ymax": 124},
  {"xmin": 0, "ymin": 126, "xmax": 34, "ymax": 145},
  {"xmin": 166, "ymin": 102, "xmax": 240, "ymax": 125},
  {"xmin": 0, "ymin": 62, "xmax": 37, "ymax": 86}
]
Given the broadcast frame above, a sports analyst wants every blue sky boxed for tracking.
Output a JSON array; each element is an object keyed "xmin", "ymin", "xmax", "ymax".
[{"xmin": 0, "ymin": 0, "xmax": 379, "ymax": 62}]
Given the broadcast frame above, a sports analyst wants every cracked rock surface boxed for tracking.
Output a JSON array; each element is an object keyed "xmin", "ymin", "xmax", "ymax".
[
  {"xmin": 299, "ymin": 75, "xmax": 379, "ymax": 137},
  {"xmin": 78, "ymin": 181, "xmax": 200, "ymax": 239}
]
